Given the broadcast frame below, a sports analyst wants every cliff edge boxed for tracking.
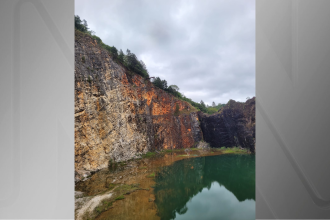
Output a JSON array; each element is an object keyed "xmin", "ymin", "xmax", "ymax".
[{"xmin": 75, "ymin": 30, "xmax": 203, "ymax": 177}]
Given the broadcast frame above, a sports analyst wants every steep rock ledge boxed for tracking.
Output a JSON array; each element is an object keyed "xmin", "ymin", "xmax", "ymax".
[
  {"xmin": 75, "ymin": 31, "xmax": 202, "ymax": 175},
  {"xmin": 198, "ymin": 98, "xmax": 255, "ymax": 152}
]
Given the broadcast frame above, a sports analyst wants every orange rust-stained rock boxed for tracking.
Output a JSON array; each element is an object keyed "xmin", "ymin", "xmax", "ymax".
[{"xmin": 74, "ymin": 30, "xmax": 202, "ymax": 176}]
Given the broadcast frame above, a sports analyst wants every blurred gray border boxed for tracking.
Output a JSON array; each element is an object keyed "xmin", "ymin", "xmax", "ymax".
[
  {"xmin": 1, "ymin": 0, "xmax": 330, "ymax": 219},
  {"xmin": 256, "ymin": 0, "xmax": 330, "ymax": 219},
  {"xmin": 0, "ymin": 0, "xmax": 73, "ymax": 219}
]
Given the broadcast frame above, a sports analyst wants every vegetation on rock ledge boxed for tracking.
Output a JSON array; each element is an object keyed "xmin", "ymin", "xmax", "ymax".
[{"xmin": 75, "ymin": 15, "xmax": 225, "ymax": 114}]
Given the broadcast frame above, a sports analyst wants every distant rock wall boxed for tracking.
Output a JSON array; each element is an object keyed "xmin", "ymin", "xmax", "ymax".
[
  {"xmin": 74, "ymin": 30, "xmax": 202, "ymax": 176},
  {"xmin": 198, "ymin": 98, "xmax": 255, "ymax": 152}
]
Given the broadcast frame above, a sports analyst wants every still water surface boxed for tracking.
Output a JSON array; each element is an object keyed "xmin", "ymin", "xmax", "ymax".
[
  {"xmin": 154, "ymin": 154, "xmax": 255, "ymax": 220},
  {"xmin": 77, "ymin": 152, "xmax": 255, "ymax": 220}
]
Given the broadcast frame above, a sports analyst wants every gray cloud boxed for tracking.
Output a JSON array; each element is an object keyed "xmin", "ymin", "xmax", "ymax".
[{"xmin": 75, "ymin": 0, "xmax": 255, "ymax": 105}]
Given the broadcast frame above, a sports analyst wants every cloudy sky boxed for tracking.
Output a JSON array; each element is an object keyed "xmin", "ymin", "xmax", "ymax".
[{"xmin": 75, "ymin": 0, "xmax": 255, "ymax": 105}]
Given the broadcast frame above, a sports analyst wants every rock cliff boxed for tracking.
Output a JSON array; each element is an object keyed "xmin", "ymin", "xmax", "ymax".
[
  {"xmin": 198, "ymin": 98, "xmax": 255, "ymax": 152},
  {"xmin": 74, "ymin": 30, "xmax": 203, "ymax": 176}
]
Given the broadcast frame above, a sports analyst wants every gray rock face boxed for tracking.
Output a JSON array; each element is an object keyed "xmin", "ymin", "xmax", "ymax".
[{"xmin": 196, "ymin": 141, "xmax": 211, "ymax": 150}]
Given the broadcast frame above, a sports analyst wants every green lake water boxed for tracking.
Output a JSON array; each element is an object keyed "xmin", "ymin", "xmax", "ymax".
[{"xmin": 153, "ymin": 154, "xmax": 255, "ymax": 220}]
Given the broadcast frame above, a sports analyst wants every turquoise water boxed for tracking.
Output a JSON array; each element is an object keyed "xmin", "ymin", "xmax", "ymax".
[{"xmin": 154, "ymin": 154, "xmax": 255, "ymax": 220}]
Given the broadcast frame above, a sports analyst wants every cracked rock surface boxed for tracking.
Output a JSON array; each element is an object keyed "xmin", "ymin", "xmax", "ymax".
[{"xmin": 75, "ymin": 30, "xmax": 203, "ymax": 177}]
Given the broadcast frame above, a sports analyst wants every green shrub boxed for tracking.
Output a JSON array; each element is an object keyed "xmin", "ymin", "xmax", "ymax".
[
  {"xmin": 115, "ymin": 195, "xmax": 125, "ymax": 200},
  {"xmin": 142, "ymin": 152, "xmax": 155, "ymax": 158},
  {"xmin": 92, "ymin": 35, "xmax": 102, "ymax": 44}
]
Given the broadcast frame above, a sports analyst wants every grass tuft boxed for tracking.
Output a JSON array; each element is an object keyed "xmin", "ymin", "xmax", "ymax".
[
  {"xmin": 220, "ymin": 147, "xmax": 248, "ymax": 154},
  {"xmin": 92, "ymin": 199, "xmax": 113, "ymax": 218},
  {"xmin": 142, "ymin": 152, "xmax": 156, "ymax": 158},
  {"xmin": 115, "ymin": 195, "xmax": 125, "ymax": 200},
  {"xmin": 107, "ymin": 183, "xmax": 116, "ymax": 190}
]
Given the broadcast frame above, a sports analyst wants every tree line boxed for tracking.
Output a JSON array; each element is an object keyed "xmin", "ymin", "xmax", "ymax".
[
  {"xmin": 75, "ymin": 15, "xmax": 149, "ymax": 78},
  {"xmin": 151, "ymin": 76, "xmax": 225, "ymax": 114},
  {"xmin": 75, "ymin": 15, "xmax": 223, "ymax": 114}
]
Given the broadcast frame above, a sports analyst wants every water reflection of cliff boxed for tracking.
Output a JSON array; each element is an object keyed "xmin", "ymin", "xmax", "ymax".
[{"xmin": 154, "ymin": 154, "xmax": 255, "ymax": 220}]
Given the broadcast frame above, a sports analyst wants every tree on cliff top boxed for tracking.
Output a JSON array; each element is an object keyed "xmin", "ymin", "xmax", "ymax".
[
  {"xmin": 200, "ymin": 100, "xmax": 207, "ymax": 111},
  {"xmin": 118, "ymin": 49, "xmax": 124, "ymax": 63},
  {"xmin": 75, "ymin": 15, "xmax": 94, "ymax": 35},
  {"xmin": 152, "ymin": 77, "xmax": 168, "ymax": 90},
  {"xmin": 75, "ymin": 15, "xmax": 120, "ymax": 60},
  {"xmin": 124, "ymin": 49, "xmax": 149, "ymax": 78},
  {"xmin": 75, "ymin": 15, "xmax": 88, "ymax": 32},
  {"xmin": 169, "ymin": 85, "xmax": 179, "ymax": 92},
  {"xmin": 207, "ymin": 107, "xmax": 218, "ymax": 114}
]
